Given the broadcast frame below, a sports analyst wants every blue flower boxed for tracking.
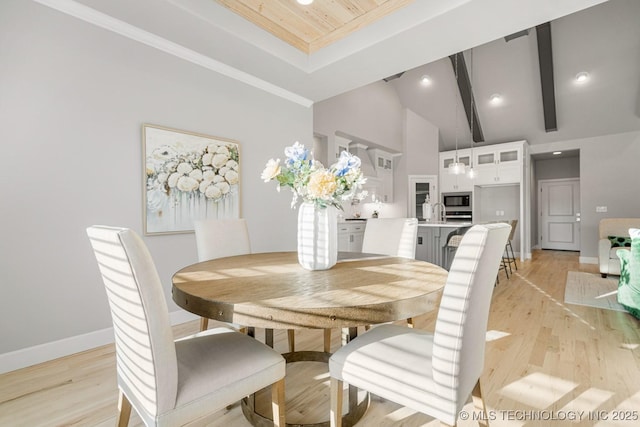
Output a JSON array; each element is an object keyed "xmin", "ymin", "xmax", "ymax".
[
  {"xmin": 284, "ymin": 141, "xmax": 310, "ymax": 166},
  {"xmin": 333, "ymin": 150, "xmax": 361, "ymax": 177}
]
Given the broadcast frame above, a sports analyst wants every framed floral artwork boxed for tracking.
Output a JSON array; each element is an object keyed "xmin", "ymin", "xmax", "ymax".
[{"xmin": 143, "ymin": 124, "xmax": 240, "ymax": 235}]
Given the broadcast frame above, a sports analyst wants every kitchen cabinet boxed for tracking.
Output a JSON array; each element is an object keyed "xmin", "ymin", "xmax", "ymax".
[
  {"xmin": 338, "ymin": 221, "xmax": 366, "ymax": 252},
  {"xmin": 416, "ymin": 223, "xmax": 472, "ymax": 268},
  {"xmin": 439, "ymin": 149, "xmax": 473, "ymax": 193},
  {"xmin": 334, "ymin": 135, "xmax": 350, "ymax": 160},
  {"xmin": 369, "ymin": 149, "xmax": 395, "ymax": 203},
  {"xmin": 473, "ymin": 141, "xmax": 523, "ymax": 185}
]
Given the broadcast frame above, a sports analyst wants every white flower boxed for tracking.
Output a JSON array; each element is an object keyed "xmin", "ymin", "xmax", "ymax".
[
  {"xmin": 151, "ymin": 145, "xmax": 177, "ymax": 162},
  {"xmin": 202, "ymin": 152, "xmax": 213, "ymax": 166},
  {"xmin": 261, "ymin": 158, "xmax": 281, "ymax": 182},
  {"xmin": 216, "ymin": 145, "xmax": 230, "ymax": 156},
  {"xmin": 307, "ymin": 170, "xmax": 337, "ymax": 200},
  {"xmin": 218, "ymin": 166, "xmax": 229, "ymax": 176},
  {"xmin": 215, "ymin": 181, "xmax": 231, "ymax": 194},
  {"xmin": 204, "ymin": 184, "xmax": 222, "ymax": 200},
  {"xmin": 224, "ymin": 169, "xmax": 239, "ymax": 185},
  {"xmin": 189, "ymin": 169, "xmax": 203, "ymax": 181},
  {"xmin": 199, "ymin": 180, "xmax": 212, "ymax": 193},
  {"xmin": 212, "ymin": 153, "xmax": 229, "ymax": 168},
  {"xmin": 202, "ymin": 170, "xmax": 216, "ymax": 181},
  {"xmin": 176, "ymin": 162, "xmax": 193, "ymax": 174},
  {"xmin": 177, "ymin": 176, "xmax": 199, "ymax": 192},
  {"xmin": 157, "ymin": 172, "xmax": 168, "ymax": 184},
  {"xmin": 213, "ymin": 175, "xmax": 225, "ymax": 183},
  {"xmin": 226, "ymin": 159, "xmax": 238, "ymax": 170},
  {"xmin": 168, "ymin": 172, "xmax": 180, "ymax": 188}
]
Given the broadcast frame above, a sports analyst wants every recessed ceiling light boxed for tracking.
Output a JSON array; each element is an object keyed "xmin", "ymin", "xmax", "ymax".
[
  {"xmin": 553, "ymin": 151, "xmax": 562, "ymax": 155},
  {"xmin": 489, "ymin": 93, "xmax": 502, "ymax": 104},
  {"xmin": 297, "ymin": 0, "xmax": 314, "ymax": 4},
  {"xmin": 420, "ymin": 75, "xmax": 431, "ymax": 85},
  {"xmin": 575, "ymin": 71, "xmax": 589, "ymax": 83}
]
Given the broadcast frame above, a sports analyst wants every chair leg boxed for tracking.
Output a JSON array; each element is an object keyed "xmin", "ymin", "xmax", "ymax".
[
  {"xmin": 117, "ymin": 391, "xmax": 132, "ymax": 427},
  {"xmin": 287, "ymin": 329, "xmax": 295, "ymax": 353},
  {"xmin": 330, "ymin": 377, "xmax": 343, "ymax": 427},
  {"xmin": 471, "ymin": 380, "xmax": 490, "ymax": 427},
  {"xmin": 324, "ymin": 329, "xmax": 332, "ymax": 353},
  {"xmin": 502, "ymin": 258, "xmax": 510, "ymax": 279},
  {"xmin": 503, "ymin": 247, "xmax": 512, "ymax": 275},
  {"xmin": 271, "ymin": 378, "xmax": 286, "ymax": 427},
  {"xmin": 510, "ymin": 240, "xmax": 517, "ymax": 270},
  {"xmin": 406, "ymin": 317, "xmax": 414, "ymax": 328},
  {"xmin": 199, "ymin": 317, "xmax": 209, "ymax": 331}
]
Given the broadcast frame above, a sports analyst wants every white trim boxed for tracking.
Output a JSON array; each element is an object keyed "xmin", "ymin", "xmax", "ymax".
[
  {"xmin": 32, "ymin": 0, "xmax": 314, "ymax": 108},
  {"xmin": 580, "ymin": 256, "xmax": 598, "ymax": 265},
  {"xmin": 0, "ymin": 310, "xmax": 198, "ymax": 374}
]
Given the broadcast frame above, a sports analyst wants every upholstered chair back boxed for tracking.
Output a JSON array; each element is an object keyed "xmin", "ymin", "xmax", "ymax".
[
  {"xmin": 361, "ymin": 218, "xmax": 418, "ymax": 259},
  {"xmin": 86, "ymin": 226, "xmax": 178, "ymax": 418},
  {"xmin": 194, "ymin": 219, "xmax": 251, "ymax": 262},
  {"xmin": 432, "ymin": 223, "xmax": 510, "ymax": 418}
]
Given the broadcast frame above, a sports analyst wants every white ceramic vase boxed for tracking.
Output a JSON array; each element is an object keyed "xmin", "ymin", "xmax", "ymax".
[{"xmin": 297, "ymin": 202, "xmax": 338, "ymax": 271}]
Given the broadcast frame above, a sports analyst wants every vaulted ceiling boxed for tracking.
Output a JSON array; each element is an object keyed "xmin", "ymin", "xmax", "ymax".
[{"xmin": 40, "ymin": 0, "xmax": 640, "ymax": 151}]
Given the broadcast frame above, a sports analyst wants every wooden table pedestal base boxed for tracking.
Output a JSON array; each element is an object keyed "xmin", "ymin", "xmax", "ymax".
[{"xmin": 241, "ymin": 350, "xmax": 369, "ymax": 427}]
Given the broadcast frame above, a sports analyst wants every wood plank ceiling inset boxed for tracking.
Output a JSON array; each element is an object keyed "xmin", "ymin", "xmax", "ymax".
[{"xmin": 215, "ymin": 0, "xmax": 415, "ymax": 54}]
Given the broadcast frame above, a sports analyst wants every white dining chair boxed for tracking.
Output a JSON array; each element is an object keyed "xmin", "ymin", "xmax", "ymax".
[
  {"xmin": 361, "ymin": 217, "xmax": 419, "ymax": 260},
  {"xmin": 323, "ymin": 218, "xmax": 419, "ymax": 352},
  {"xmin": 194, "ymin": 218, "xmax": 251, "ymax": 332},
  {"xmin": 329, "ymin": 223, "xmax": 511, "ymax": 427},
  {"xmin": 363, "ymin": 217, "xmax": 419, "ymax": 326},
  {"xmin": 194, "ymin": 218, "xmax": 295, "ymax": 352},
  {"xmin": 86, "ymin": 225, "xmax": 286, "ymax": 427}
]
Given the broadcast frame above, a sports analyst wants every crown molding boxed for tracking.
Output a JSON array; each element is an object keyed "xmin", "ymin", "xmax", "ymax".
[{"xmin": 32, "ymin": 0, "xmax": 314, "ymax": 108}]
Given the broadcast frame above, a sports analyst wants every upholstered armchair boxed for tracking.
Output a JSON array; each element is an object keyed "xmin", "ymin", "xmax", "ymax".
[
  {"xmin": 617, "ymin": 228, "xmax": 640, "ymax": 319},
  {"xmin": 598, "ymin": 218, "xmax": 640, "ymax": 277}
]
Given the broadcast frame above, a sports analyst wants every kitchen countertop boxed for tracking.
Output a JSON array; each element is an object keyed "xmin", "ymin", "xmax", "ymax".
[{"xmin": 417, "ymin": 221, "xmax": 472, "ymax": 227}]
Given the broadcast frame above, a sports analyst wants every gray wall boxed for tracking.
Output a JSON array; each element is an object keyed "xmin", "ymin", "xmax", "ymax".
[
  {"xmin": 535, "ymin": 156, "xmax": 580, "ymax": 180},
  {"xmin": 474, "ymin": 185, "xmax": 521, "ymax": 252},
  {"xmin": 314, "ymin": 83, "xmax": 440, "ymax": 218},
  {"xmin": 530, "ymin": 131, "xmax": 640, "ymax": 258},
  {"xmin": 0, "ymin": 1, "xmax": 311, "ymax": 356}
]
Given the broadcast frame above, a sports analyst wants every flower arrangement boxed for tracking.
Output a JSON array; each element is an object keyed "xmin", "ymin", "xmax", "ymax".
[
  {"xmin": 145, "ymin": 142, "xmax": 239, "ymax": 211},
  {"xmin": 261, "ymin": 142, "xmax": 367, "ymax": 209}
]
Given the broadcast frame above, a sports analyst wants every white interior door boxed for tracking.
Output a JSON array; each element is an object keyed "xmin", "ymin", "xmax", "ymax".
[{"xmin": 539, "ymin": 179, "xmax": 580, "ymax": 250}]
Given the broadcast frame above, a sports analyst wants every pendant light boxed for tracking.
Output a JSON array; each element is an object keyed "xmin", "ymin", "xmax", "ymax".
[
  {"xmin": 467, "ymin": 48, "xmax": 477, "ymax": 179},
  {"xmin": 448, "ymin": 53, "xmax": 465, "ymax": 175}
]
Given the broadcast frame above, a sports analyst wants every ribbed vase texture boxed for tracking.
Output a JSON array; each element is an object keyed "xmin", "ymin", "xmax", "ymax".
[{"xmin": 297, "ymin": 202, "xmax": 338, "ymax": 271}]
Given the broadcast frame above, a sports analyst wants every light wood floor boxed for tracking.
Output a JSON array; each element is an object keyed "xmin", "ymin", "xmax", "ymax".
[{"xmin": 2, "ymin": 250, "xmax": 640, "ymax": 427}]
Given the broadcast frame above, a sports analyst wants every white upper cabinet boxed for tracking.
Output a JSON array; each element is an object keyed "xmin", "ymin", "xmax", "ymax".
[
  {"xmin": 334, "ymin": 135, "xmax": 350, "ymax": 160},
  {"xmin": 371, "ymin": 149, "xmax": 393, "ymax": 172},
  {"xmin": 369, "ymin": 149, "xmax": 396, "ymax": 203},
  {"xmin": 439, "ymin": 148, "xmax": 473, "ymax": 193},
  {"xmin": 472, "ymin": 141, "xmax": 524, "ymax": 185}
]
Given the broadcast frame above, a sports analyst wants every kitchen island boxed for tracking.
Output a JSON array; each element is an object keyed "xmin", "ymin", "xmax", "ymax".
[{"xmin": 416, "ymin": 221, "xmax": 472, "ymax": 268}]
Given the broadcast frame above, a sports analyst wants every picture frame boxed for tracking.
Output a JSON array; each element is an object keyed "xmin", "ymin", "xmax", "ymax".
[{"xmin": 142, "ymin": 124, "xmax": 241, "ymax": 235}]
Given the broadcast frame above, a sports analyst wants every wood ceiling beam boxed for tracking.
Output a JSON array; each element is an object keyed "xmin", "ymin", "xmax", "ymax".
[
  {"xmin": 449, "ymin": 53, "xmax": 484, "ymax": 143},
  {"xmin": 536, "ymin": 22, "xmax": 558, "ymax": 132}
]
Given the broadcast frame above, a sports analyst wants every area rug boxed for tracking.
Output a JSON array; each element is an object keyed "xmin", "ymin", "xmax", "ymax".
[{"xmin": 564, "ymin": 271, "xmax": 627, "ymax": 312}]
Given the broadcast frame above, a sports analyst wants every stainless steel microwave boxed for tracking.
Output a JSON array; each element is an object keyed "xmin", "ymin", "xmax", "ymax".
[{"xmin": 442, "ymin": 192, "xmax": 471, "ymax": 210}]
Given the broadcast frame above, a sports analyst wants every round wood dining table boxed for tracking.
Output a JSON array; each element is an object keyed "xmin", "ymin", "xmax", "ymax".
[{"xmin": 172, "ymin": 251, "xmax": 448, "ymax": 427}]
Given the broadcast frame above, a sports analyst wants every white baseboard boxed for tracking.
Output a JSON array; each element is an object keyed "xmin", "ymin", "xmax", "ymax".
[
  {"xmin": 0, "ymin": 310, "xmax": 198, "ymax": 375},
  {"xmin": 580, "ymin": 256, "xmax": 598, "ymax": 265}
]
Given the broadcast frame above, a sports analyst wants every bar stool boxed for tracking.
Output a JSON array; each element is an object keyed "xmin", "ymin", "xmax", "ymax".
[
  {"xmin": 444, "ymin": 232, "xmax": 464, "ymax": 271},
  {"xmin": 504, "ymin": 219, "xmax": 518, "ymax": 272}
]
